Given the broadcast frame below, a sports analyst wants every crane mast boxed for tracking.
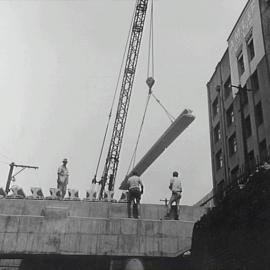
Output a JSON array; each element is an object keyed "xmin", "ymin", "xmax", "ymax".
[{"xmin": 99, "ymin": 0, "xmax": 149, "ymax": 198}]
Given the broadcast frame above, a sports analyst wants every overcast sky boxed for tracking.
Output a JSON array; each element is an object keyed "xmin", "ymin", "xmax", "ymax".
[{"xmin": 0, "ymin": 0, "xmax": 247, "ymax": 205}]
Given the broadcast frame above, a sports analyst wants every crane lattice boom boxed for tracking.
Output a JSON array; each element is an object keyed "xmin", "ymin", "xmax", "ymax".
[{"xmin": 99, "ymin": 0, "xmax": 149, "ymax": 198}]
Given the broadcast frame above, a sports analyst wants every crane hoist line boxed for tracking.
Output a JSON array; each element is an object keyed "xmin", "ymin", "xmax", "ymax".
[{"xmin": 98, "ymin": 0, "xmax": 150, "ymax": 199}]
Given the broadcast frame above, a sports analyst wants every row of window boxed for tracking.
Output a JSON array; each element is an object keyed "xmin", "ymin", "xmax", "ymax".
[
  {"xmin": 213, "ymin": 106, "xmax": 234, "ymax": 143},
  {"xmin": 244, "ymin": 101, "xmax": 264, "ymax": 138},
  {"xmin": 215, "ymin": 137, "xmax": 268, "ymax": 173},
  {"xmin": 214, "ymin": 102, "xmax": 264, "ymax": 169},
  {"xmin": 212, "ymin": 70, "xmax": 259, "ymax": 119},
  {"xmin": 215, "ymin": 133, "xmax": 238, "ymax": 170},
  {"xmin": 213, "ymin": 99, "xmax": 263, "ymax": 145}
]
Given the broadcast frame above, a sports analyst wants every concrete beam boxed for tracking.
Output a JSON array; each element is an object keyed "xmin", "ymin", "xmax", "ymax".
[{"xmin": 119, "ymin": 109, "xmax": 195, "ymax": 190}]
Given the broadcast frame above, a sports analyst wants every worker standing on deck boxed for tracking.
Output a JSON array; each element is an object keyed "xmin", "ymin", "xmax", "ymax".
[
  {"xmin": 167, "ymin": 171, "xmax": 182, "ymax": 219},
  {"xmin": 127, "ymin": 172, "xmax": 144, "ymax": 219},
  {"xmin": 57, "ymin": 158, "xmax": 69, "ymax": 199}
]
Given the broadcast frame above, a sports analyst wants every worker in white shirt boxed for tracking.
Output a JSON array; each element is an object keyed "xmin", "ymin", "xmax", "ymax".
[
  {"xmin": 127, "ymin": 172, "xmax": 144, "ymax": 218},
  {"xmin": 167, "ymin": 171, "xmax": 182, "ymax": 219},
  {"xmin": 57, "ymin": 158, "xmax": 69, "ymax": 199}
]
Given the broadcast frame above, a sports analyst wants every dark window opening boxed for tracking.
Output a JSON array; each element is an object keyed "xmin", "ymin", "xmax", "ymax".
[
  {"xmin": 245, "ymin": 115, "xmax": 252, "ymax": 138},
  {"xmin": 259, "ymin": 139, "xmax": 267, "ymax": 163},
  {"xmin": 216, "ymin": 150, "xmax": 223, "ymax": 170},
  {"xmin": 231, "ymin": 165, "xmax": 239, "ymax": 183},
  {"xmin": 237, "ymin": 50, "xmax": 245, "ymax": 75},
  {"xmin": 248, "ymin": 150, "xmax": 256, "ymax": 172},
  {"xmin": 247, "ymin": 34, "xmax": 255, "ymax": 61},
  {"xmin": 228, "ymin": 133, "xmax": 237, "ymax": 156},
  {"xmin": 251, "ymin": 70, "xmax": 259, "ymax": 91},
  {"xmin": 212, "ymin": 97, "xmax": 219, "ymax": 117},
  {"xmin": 217, "ymin": 180, "xmax": 225, "ymax": 201},
  {"xmin": 224, "ymin": 77, "xmax": 231, "ymax": 100},
  {"xmin": 241, "ymin": 85, "xmax": 248, "ymax": 106},
  {"xmin": 255, "ymin": 101, "xmax": 263, "ymax": 126},
  {"xmin": 214, "ymin": 123, "xmax": 221, "ymax": 143},
  {"xmin": 226, "ymin": 104, "xmax": 234, "ymax": 127}
]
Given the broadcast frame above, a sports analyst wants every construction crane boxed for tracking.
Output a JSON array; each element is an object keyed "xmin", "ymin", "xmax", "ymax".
[{"xmin": 98, "ymin": 0, "xmax": 150, "ymax": 199}]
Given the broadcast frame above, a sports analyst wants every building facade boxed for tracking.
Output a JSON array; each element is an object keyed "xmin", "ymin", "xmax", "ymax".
[{"xmin": 207, "ymin": 0, "xmax": 270, "ymax": 202}]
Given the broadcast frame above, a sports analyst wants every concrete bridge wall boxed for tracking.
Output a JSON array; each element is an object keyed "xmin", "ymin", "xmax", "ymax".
[
  {"xmin": 0, "ymin": 199, "xmax": 207, "ymax": 270},
  {"xmin": 0, "ymin": 199, "xmax": 206, "ymax": 258},
  {"xmin": 0, "ymin": 199, "xmax": 205, "ymax": 221}
]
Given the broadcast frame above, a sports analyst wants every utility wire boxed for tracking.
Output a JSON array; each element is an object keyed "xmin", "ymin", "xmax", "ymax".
[
  {"xmin": 0, "ymin": 160, "xmax": 9, "ymax": 165},
  {"xmin": 0, "ymin": 152, "xmax": 11, "ymax": 161}
]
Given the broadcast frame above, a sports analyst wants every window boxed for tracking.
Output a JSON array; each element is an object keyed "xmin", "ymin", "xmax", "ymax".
[
  {"xmin": 226, "ymin": 104, "xmax": 234, "ymax": 127},
  {"xmin": 241, "ymin": 85, "xmax": 248, "ymax": 106},
  {"xmin": 255, "ymin": 101, "xmax": 264, "ymax": 126},
  {"xmin": 217, "ymin": 180, "xmax": 225, "ymax": 201},
  {"xmin": 259, "ymin": 139, "xmax": 267, "ymax": 163},
  {"xmin": 245, "ymin": 115, "xmax": 252, "ymax": 138},
  {"xmin": 214, "ymin": 123, "xmax": 221, "ymax": 143},
  {"xmin": 228, "ymin": 133, "xmax": 237, "ymax": 156},
  {"xmin": 212, "ymin": 97, "xmax": 219, "ymax": 117},
  {"xmin": 231, "ymin": 165, "xmax": 239, "ymax": 182},
  {"xmin": 216, "ymin": 150, "xmax": 223, "ymax": 170},
  {"xmin": 248, "ymin": 150, "xmax": 256, "ymax": 172},
  {"xmin": 247, "ymin": 34, "xmax": 255, "ymax": 61},
  {"xmin": 251, "ymin": 70, "xmax": 259, "ymax": 90},
  {"xmin": 237, "ymin": 50, "xmax": 245, "ymax": 75},
  {"xmin": 224, "ymin": 76, "xmax": 231, "ymax": 100}
]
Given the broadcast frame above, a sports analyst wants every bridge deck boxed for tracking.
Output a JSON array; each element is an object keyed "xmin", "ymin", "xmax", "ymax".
[{"xmin": 0, "ymin": 199, "xmax": 206, "ymax": 258}]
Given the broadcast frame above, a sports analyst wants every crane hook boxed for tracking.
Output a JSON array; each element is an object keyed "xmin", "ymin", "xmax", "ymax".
[{"xmin": 146, "ymin": 77, "xmax": 155, "ymax": 94}]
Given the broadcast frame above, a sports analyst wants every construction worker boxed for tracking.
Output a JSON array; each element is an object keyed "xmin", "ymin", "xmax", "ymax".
[
  {"xmin": 57, "ymin": 158, "xmax": 69, "ymax": 199},
  {"xmin": 127, "ymin": 172, "xmax": 144, "ymax": 218},
  {"xmin": 167, "ymin": 171, "xmax": 182, "ymax": 219}
]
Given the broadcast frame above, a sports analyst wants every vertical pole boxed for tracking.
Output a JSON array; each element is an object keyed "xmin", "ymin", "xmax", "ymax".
[{"xmin": 5, "ymin": 162, "xmax": 15, "ymax": 194}]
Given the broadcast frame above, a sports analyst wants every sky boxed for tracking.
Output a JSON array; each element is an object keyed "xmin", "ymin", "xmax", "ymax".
[{"xmin": 0, "ymin": 0, "xmax": 247, "ymax": 205}]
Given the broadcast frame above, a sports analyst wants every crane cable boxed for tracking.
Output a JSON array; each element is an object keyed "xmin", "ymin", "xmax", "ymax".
[
  {"xmin": 151, "ymin": 92, "xmax": 175, "ymax": 123},
  {"xmin": 126, "ymin": 0, "xmax": 176, "ymax": 175},
  {"xmin": 126, "ymin": 0, "xmax": 155, "ymax": 174},
  {"xmin": 126, "ymin": 92, "xmax": 152, "ymax": 174},
  {"xmin": 147, "ymin": 0, "xmax": 154, "ymax": 79},
  {"xmin": 147, "ymin": 0, "xmax": 175, "ymax": 124},
  {"xmin": 92, "ymin": 1, "xmax": 138, "ymax": 184}
]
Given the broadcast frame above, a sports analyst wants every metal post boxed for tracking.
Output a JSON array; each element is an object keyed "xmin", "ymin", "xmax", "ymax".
[
  {"xmin": 5, "ymin": 163, "xmax": 39, "ymax": 194},
  {"xmin": 5, "ymin": 162, "xmax": 15, "ymax": 194}
]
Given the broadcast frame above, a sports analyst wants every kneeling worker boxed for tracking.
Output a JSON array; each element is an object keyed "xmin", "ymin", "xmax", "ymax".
[
  {"xmin": 127, "ymin": 172, "xmax": 144, "ymax": 218},
  {"xmin": 167, "ymin": 171, "xmax": 182, "ymax": 219}
]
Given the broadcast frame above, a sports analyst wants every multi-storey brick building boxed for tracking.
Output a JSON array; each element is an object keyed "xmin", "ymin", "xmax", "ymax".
[{"xmin": 207, "ymin": 0, "xmax": 270, "ymax": 202}]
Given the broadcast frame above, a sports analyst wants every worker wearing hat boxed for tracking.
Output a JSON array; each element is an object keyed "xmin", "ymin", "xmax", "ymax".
[
  {"xmin": 57, "ymin": 158, "xmax": 69, "ymax": 199},
  {"xmin": 167, "ymin": 171, "xmax": 182, "ymax": 219}
]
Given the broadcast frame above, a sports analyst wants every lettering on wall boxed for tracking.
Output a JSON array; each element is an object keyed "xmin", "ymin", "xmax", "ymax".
[{"xmin": 229, "ymin": 0, "xmax": 256, "ymax": 54}]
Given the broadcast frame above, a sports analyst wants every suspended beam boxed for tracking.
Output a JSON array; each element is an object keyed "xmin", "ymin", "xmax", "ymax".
[{"xmin": 119, "ymin": 109, "xmax": 195, "ymax": 190}]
